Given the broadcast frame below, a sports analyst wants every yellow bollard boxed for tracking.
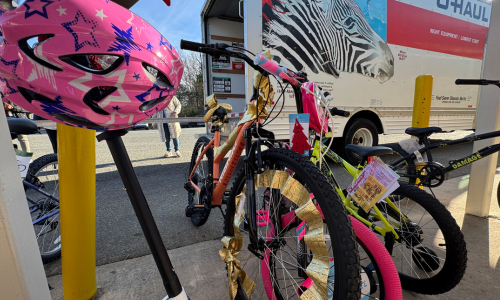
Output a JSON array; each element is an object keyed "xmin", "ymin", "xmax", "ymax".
[
  {"xmin": 412, "ymin": 75, "xmax": 433, "ymax": 188},
  {"xmin": 412, "ymin": 75, "xmax": 433, "ymax": 128},
  {"xmin": 57, "ymin": 123, "xmax": 97, "ymax": 299}
]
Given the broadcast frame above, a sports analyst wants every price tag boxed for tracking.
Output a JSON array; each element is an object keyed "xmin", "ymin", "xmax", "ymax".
[{"xmin": 347, "ymin": 157, "xmax": 400, "ymax": 213}]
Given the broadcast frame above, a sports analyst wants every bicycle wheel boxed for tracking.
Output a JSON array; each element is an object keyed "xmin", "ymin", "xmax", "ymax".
[
  {"xmin": 374, "ymin": 183, "xmax": 467, "ymax": 294},
  {"xmin": 351, "ymin": 216, "xmax": 402, "ymax": 300},
  {"xmin": 378, "ymin": 145, "xmax": 417, "ymax": 185},
  {"xmin": 187, "ymin": 136, "xmax": 213, "ymax": 226},
  {"xmin": 224, "ymin": 149, "xmax": 360, "ymax": 300},
  {"xmin": 24, "ymin": 153, "xmax": 61, "ymax": 263}
]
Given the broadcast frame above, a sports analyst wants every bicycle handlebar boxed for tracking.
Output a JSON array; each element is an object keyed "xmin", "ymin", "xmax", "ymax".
[
  {"xmin": 330, "ymin": 107, "xmax": 350, "ymax": 117},
  {"xmin": 455, "ymin": 79, "xmax": 500, "ymax": 87}
]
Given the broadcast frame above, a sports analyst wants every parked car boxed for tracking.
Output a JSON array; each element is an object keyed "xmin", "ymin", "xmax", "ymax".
[{"xmin": 131, "ymin": 123, "xmax": 150, "ymax": 130}]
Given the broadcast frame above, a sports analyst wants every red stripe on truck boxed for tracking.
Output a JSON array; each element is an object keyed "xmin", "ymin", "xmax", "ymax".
[{"xmin": 387, "ymin": 0, "xmax": 488, "ymax": 60}]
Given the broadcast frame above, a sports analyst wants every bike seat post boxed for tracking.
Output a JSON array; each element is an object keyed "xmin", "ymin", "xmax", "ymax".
[{"xmin": 96, "ymin": 130, "xmax": 183, "ymax": 298}]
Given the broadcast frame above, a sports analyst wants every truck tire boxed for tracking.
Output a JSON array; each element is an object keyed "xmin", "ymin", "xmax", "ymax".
[{"xmin": 339, "ymin": 118, "xmax": 379, "ymax": 164}]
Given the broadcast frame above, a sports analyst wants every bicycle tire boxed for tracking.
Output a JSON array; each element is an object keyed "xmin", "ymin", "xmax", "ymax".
[
  {"xmin": 187, "ymin": 136, "xmax": 213, "ymax": 226},
  {"xmin": 351, "ymin": 215, "xmax": 402, "ymax": 300},
  {"xmin": 378, "ymin": 145, "xmax": 417, "ymax": 185},
  {"xmin": 375, "ymin": 183, "xmax": 467, "ymax": 294},
  {"xmin": 25, "ymin": 153, "xmax": 61, "ymax": 263},
  {"xmin": 224, "ymin": 148, "xmax": 361, "ymax": 300}
]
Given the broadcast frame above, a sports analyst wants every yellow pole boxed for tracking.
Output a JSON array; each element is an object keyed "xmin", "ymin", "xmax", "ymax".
[
  {"xmin": 412, "ymin": 75, "xmax": 433, "ymax": 128},
  {"xmin": 412, "ymin": 75, "xmax": 433, "ymax": 188},
  {"xmin": 57, "ymin": 123, "xmax": 97, "ymax": 299}
]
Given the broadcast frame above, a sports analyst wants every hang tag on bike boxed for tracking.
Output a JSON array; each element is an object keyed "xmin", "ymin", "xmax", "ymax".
[
  {"xmin": 399, "ymin": 137, "xmax": 427, "ymax": 162},
  {"xmin": 414, "ymin": 150, "xmax": 424, "ymax": 163},
  {"xmin": 347, "ymin": 157, "xmax": 399, "ymax": 213},
  {"xmin": 15, "ymin": 148, "xmax": 33, "ymax": 179}
]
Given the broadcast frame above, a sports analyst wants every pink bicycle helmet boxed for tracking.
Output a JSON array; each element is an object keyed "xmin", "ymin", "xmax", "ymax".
[{"xmin": 0, "ymin": 0, "xmax": 183, "ymax": 130}]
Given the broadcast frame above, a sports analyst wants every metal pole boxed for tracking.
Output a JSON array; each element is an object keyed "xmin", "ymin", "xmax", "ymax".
[
  {"xmin": 412, "ymin": 75, "xmax": 433, "ymax": 128},
  {"xmin": 96, "ymin": 130, "xmax": 184, "ymax": 298},
  {"xmin": 466, "ymin": 1, "xmax": 500, "ymax": 217},
  {"xmin": 0, "ymin": 112, "xmax": 51, "ymax": 300},
  {"xmin": 412, "ymin": 75, "xmax": 433, "ymax": 188},
  {"xmin": 58, "ymin": 123, "xmax": 97, "ymax": 299}
]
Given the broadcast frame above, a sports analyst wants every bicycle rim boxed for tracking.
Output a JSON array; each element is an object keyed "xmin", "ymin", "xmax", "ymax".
[{"xmin": 25, "ymin": 155, "xmax": 61, "ymax": 261}]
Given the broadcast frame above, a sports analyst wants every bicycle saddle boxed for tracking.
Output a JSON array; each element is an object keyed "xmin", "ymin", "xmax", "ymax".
[
  {"xmin": 345, "ymin": 144, "xmax": 393, "ymax": 163},
  {"xmin": 405, "ymin": 127, "xmax": 442, "ymax": 137},
  {"xmin": 7, "ymin": 117, "xmax": 38, "ymax": 137}
]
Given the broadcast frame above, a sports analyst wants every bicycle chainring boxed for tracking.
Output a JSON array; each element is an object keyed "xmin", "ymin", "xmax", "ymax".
[{"xmin": 417, "ymin": 162, "xmax": 446, "ymax": 187}]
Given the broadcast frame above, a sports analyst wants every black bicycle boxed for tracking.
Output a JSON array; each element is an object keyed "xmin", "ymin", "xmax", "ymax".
[{"xmin": 380, "ymin": 79, "xmax": 500, "ymax": 206}]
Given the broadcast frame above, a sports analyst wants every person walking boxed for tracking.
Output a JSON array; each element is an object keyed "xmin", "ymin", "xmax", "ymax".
[{"xmin": 154, "ymin": 96, "xmax": 182, "ymax": 157}]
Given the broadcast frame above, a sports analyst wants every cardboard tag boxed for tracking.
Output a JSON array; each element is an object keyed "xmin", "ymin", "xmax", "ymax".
[{"xmin": 347, "ymin": 157, "xmax": 400, "ymax": 213}]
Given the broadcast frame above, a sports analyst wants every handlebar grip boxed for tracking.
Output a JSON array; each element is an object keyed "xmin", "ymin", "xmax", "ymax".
[
  {"xmin": 254, "ymin": 54, "xmax": 301, "ymax": 86},
  {"xmin": 180, "ymin": 40, "xmax": 208, "ymax": 52},
  {"xmin": 330, "ymin": 107, "xmax": 350, "ymax": 117},
  {"xmin": 455, "ymin": 79, "xmax": 500, "ymax": 86}
]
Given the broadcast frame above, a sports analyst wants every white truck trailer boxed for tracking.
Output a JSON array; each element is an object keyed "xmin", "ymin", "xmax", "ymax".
[{"xmin": 199, "ymin": 0, "xmax": 492, "ymax": 157}]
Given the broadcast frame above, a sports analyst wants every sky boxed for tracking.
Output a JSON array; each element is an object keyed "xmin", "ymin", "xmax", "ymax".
[{"xmin": 131, "ymin": 0, "xmax": 206, "ymax": 51}]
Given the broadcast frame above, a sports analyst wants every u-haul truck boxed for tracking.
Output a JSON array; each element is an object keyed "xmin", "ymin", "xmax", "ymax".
[{"xmin": 200, "ymin": 0, "xmax": 492, "ymax": 154}]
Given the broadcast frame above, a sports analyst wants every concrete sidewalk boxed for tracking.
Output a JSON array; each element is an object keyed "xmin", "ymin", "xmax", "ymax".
[{"xmin": 47, "ymin": 175, "xmax": 500, "ymax": 300}]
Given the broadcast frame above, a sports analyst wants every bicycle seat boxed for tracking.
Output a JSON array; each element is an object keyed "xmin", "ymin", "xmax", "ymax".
[
  {"xmin": 7, "ymin": 117, "xmax": 38, "ymax": 136},
  {"xmin": 405, "ymin": 127, "xmax": 442, "ymax": 137},
  {"xmin": 345, "ymin": 144, "xmax": 393, "ymax": 163}
]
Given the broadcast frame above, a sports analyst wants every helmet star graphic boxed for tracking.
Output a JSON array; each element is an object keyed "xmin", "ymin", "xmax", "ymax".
[
  {"xmin": 95, "ymin": 9, "xmax": 107, "ymax": 21},
  {"xmin": 159, "ymin": 35, "xmax": 172, "ymax": 51},
  {"xmin": 68, "ymin": 69, "xmax": 131, "ymax": 109},
  {"xmin": 170, "ymin": 57, "xmax": 183, "ymax": 77},
  {"xmin": 24, "ymin": 0, "xmax": 53, "ymax": 19},
  {"xmin": 0, "ymin": 56, "xmax": 20, "ymax": 78},
  {"xmin": 62, "ymin": 10, "xmax": 100, "ymax": 52},
  {"xmin": 0, "ymin": 75, "xmax": 18, "ymax": 95}
]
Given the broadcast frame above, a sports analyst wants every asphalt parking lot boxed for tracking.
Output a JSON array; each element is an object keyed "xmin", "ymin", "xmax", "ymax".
[{"xmin": 16, "ymin": 127, "xmax": 499, "ymax": 277}]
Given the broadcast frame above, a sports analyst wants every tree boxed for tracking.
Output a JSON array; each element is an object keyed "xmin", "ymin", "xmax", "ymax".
[
  {"xmin": 291, "ymin": 119, "xmax": 310, "ymax": 154},
  {"xmin": 176, "ymin": 50, "xmax": 205, "ymax": 117}
]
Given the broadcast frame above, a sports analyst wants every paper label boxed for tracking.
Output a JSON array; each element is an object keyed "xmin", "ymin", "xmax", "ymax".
[
  {"xmin": 347, "ymin": 157, "xmax": 400, "ymax": 213},
  {"xmin": 289, "ymin": 113, "xmax": 310, "ymax": 156},
  {"xmin": 15, "ymin": 148, "xmax": 33, "ymax": 179}
]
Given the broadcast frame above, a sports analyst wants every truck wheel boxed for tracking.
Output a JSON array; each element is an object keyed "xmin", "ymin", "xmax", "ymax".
[{"xmin": 341, "ymin": 118, "xmax": 379, "ymax": 164}]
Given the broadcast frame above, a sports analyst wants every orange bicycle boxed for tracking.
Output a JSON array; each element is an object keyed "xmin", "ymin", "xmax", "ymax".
[{"xmin": 181, "ymin": 40, "xmax": 361, "ymax": 300}]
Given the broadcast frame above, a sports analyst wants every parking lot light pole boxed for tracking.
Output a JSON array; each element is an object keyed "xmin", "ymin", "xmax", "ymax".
[{"xmin": 58, "ymin": 123, "xmax": 97, "ymax": 299}]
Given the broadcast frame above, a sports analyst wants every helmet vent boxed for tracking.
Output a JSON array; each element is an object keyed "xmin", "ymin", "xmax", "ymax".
[
  {"xmin": 18, "ymin": 86, "xmax": 58, "ymax": 104},
  {"xmin": 139, "ymin": 96, "xmax": 167, "ymax": 112},
  {"xmin": 83, "ymin": 86, "xmax": 117, "ymax": 115},
  {"xmin": 18, "ymin": 35, "xmax": 63, "ymax": 72},
  {"xmin": 142, "ymin": 62, "xmax": 172, "ymax": 88},
  {"xmin": 60, "ymin": 54, "xmax": 124, "ymax": 75}
]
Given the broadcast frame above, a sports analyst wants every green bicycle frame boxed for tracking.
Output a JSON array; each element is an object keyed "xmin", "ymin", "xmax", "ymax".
[{"xmin": 310, "ymin": 139, "xmax": 406, "ymax": 241}]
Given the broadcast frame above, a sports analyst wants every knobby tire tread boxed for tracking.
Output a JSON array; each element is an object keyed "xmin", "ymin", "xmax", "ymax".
[
  {"xmin": 224, "ymin": 148, "xmax": 361, "ymax": 300},
  {"xmin": 393, "ymin": 183, "xmax": 467, "ymax": 294}
]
